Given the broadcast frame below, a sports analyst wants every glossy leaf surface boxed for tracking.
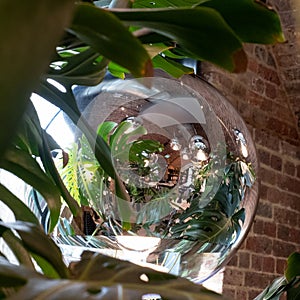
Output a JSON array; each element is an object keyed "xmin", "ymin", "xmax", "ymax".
[
  {"xmin": 0, "ymin": 221, "xmax": 68, "ymax": 279},
  {"xmin": 0, "ymin": 0, "xmax": 74, "ymax": 158},
  {"xmin": 0, "ymin": 147, "xmax": 61, "ymax": 232},
  {"xmin": 113, "ymin": 7, "xmax": 247, "ymax": 72},
  {"xmin": 69, "ymin": 4, "xmax": 153, "ymax": 78},
  {"xmin": 201, "ymin": 0, "xmax": 285, "ymax": 44}
]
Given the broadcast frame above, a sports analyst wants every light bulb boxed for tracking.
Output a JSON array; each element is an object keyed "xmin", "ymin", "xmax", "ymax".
[
  {"xmin": 189, "ymin": 135, "xmax": 209, "ymax": 162},
  {"xmin": 170, "ymin": 138, "xmax": 181, "ymax": 151},
  {"xmin": 196, "ymin": 149, "xmax": 208, "ymax": 161}
]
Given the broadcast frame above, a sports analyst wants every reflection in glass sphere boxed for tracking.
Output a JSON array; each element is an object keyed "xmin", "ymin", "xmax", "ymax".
[
  {"xmin": 188, "ymin": 135, "xmax": 209, "ymax": 165},
  {"xmin": 170, "ymin": 137, "xmax": 182, "ymax": 151},
  {"xmin": 62, "ymin": 76, "xmax": 259, "ymax": 284}
]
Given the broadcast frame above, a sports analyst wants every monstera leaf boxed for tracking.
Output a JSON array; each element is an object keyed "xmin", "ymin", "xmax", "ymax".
[
  {"xmin": 0, "ymin": 223, "xmax": 226, "ymax": 300},
  {"xmin": 171, "ymin": 199, "xmax": 245, "ymax": 245}
]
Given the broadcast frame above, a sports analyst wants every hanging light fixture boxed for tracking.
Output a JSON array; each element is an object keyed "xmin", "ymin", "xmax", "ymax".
[
  {"xmin": 189, "ymin": 135, "xmax": 209, "ymax": 162},
  {"xmin": 181, "ymin": 147, "xmax": 190, "ymax": 160},
  {"xmin": 170, "ymin": 137, "xmax": 182, "ymax": 151},
  {"xmin": 233, "ymin": 129, "xmax": 248, "ymax": 158}
]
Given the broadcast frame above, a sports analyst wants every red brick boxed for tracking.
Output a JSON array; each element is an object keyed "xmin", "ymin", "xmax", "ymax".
[
  {"xmin": 282, "ymin": 67, "xmax": 300, "ymax": 81},
  {"xmin": 288, "ymin": 126, "xmax": 300, "ymax": 141},
  {"xmin": 276, "ymin": 53, "xmax": 300, "ymax": 67},
  {"xmin": 276, "ymin": 258, "xmax": 287, "ymax": 275},
  {"xmin": 254, "ymin": 129, "xmax": 280, "ymax": 151},
  {"xmin": 247, "ymin": 90, "xmax": 264, "ymax": 107},
  {"xmin": 264, "ymin": 222, "xmax": 277, "ymax": 238},
  {"xmin": 265, "ymin": 82, "xmax": 278, "ymax": 99},
  {"xmin": 270, "ymin": 155, "xmax": 283, "ymax": 171},
  {"xmin": 227, "ymin": 254, "xmax": 238, "ymax": 267},
  {"xmin": 274, "ymin": 207, "xmax": 298, "ymax": 226},
  {"xmin": 285, "ymin": 194, "xmax": 300, "ymax": 211},
  {"xmin": 278, "ymin": 224, "xmax": 297, "ymax": 241},
  {"xmin": 260, "ymin": 167, "xmax": 277, "ymax": 185},
  {"xmin": 260, "ymin": 98, "xmax": 274, "ymax": 112},
  {"xmin": 297, "ymin": 165, "xmax": 300, "ymax": 178},
  {"xmin": 251, "ymin": 77, "xmax": 265, "ymax": 94},
  {"xmin": 280, "ymin": 11, "xmax": 298, "ymax": 28},
  {"xmin": 253, "ymin": 219, "xmax": 265, "ymax": 234},
  {"xmin": 284, "ymin": 161, "xmax": 296, "ymax": 176},
  {"xmin": 258, "ymin": 65, "xmax": 281, "ymax": 85},
  {"xmin": 274, "ymin": 0, "xmax": 293, "ymax": 12},
  {"xmin": 251, "ymin": 254, "xmax": 263, "ymax": 271},
  {"xmin": 245, "ymin": 272, "xmax": 275, "ymax": 289},
  {"xmin": 276, "ymin": 174, "xmax": 300, "ymax": 194},
  {"xmin": 223, "ymin": 268, "xmax": 244, "ymax": 286},
  {"xmin": 266, "ymin": 118, "xmax": 290, "ymax": 136},
  {"xmin": 248, "ymin": 289, "xmax": 262, "ymax": 300},
  {"xmin": 277, "ymin": 224, "xmax": 291, "ymax": 240},
  {"xmin": 257, "ymin": 148, "xmax": 271, "ymax": 165},
  {"xmin": 281, "ymin": 141, "xmax": 300, "ymax": 157},
  {"xmin": 259, "ymin": 184, "xmax": 269, "ymax": 200},
  {"xmin": 239, "ymin": 251, "xmax": 250, "ymax": 269},
  {"xmin": 267, "ymin": 187, "xmax": 285, "ymax": 204},
  {"xmin": 272, "ymin": 103, "xmax": 295, "ymax": 124},
  {"xmin": 263, "ymin": 256, "xmax": 275, "ymax": 273},
  {"xmin": 256, "ymin": 201, "xmax": 273, "ymax": 219},
  {"xmin": 273, "ymin": 240, "xmax": 296, "ymax": 258},
  {"xmin": 253, "ymin": 109, "xmax": 269, "ymax": 129},
  {"xmin": 248, "ymin": 57, "xmax": 259, "ymax": 72},
  {"xmin": 246, "ymin": 236, "xmax": 273, "ymax": 254},
  {"xmin": 236, "ymin": 289, "xmax": 248, "ymax": 300},
  {"xmin": 222, "ymin": 286, "xmax": 236, "ymax": 299}
]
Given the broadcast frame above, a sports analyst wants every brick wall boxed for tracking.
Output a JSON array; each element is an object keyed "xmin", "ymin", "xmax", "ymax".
[{"xmin": 200, "ymin": 0, "xmax": 300, "ymax": 298}]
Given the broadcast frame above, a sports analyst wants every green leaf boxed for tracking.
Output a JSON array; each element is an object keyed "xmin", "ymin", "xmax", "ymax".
[
  {"xmin": 0, "ymin": 257, "xmax": 32, "ymax": 287},
  {"xmin": 129, "ymin": 139, "xmax": 163, "ymax": 163},
  {"xmin": 110, "ymin": 121, "xmax": 147, "ymax": 161},
  {"xmin": 133, "ymin": 0, "xmax": 208, "ymax": 8},
  {"xmin": 108, "ymin": 62, "xmax": 128, "ymax": 78},
  {"xmin": 0, "ymin": 221, "xmax": 69, "ymax": 279},
  {"xmin": 254, "ymin": 276, "xmax": 288, "ymax": 300},
  {"xmin": 137, "ymin": 196, "xmax": 171, "ymax": 225},
  {"xmin": 285, "ymin": 252, "xmax": 300, "ymax": 282},
  {"xmin": 0, "ymin": 251, "xmax": 225, "ymax": 300},
  {"xmin": 77, "ymin": 136, "xmax": 106, "ymax": 210},
  {"xmin": 0, "ymin": 184, "xmax": 40, "ymax": 226},
  {"xmin": 48, "ymin": 45, "xmax": 109, "ymax": 87},
  {"xmin": 144, "ymin": 43, "xmax": 172, "ymax": 58},
  {"xmin": 113, "ymin": 7, "xmax": 247, "ymax": 72},
  {"xmin": 36, "ymin": 80, "xmax": 81, "ymax": 126},
  {"xmin": 69, "ymin": 3, "xmax": 153, "ymax": 78},
  {"xmin": 0, "ymin": 147, "xmax": 61, "ymax": 232},
  {"xmin": 0, "ymin": 0, "xmax": 74, "ymax": 158},
  {"xmin": 37, "ymin": 81, "xmax": 130, "ymax": 214},
  {"xmin": 287, "ymin": 277, "xmax": 300, "ymax": 300},
  {"xmin": 39, "ymin": 132, "xmax": 81, "ymax": 220},
  {"xmin": 31, "ymin": 253, "xmax": 62, "ymax": 279},
  {"xmin": 0, "ymin": 228, "xmax": 35, "ymax": 269},
  {"xmin": 201, "ymin": 0, "xmax": 285, "ymax": 44},
  {"xmin": 14, "ymin": 105, "xmax": 44, "ymax": 156},
  {"xmin": 97, "ymin": 121, "xmax": 118, "ymax": 143},
  {"xmin": 153, "ymin": 55, "xmax": 194, "ymax": 78}
]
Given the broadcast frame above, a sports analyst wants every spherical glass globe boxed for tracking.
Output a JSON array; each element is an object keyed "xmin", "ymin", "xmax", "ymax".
[{"xmin": 70, "ymin": 75, "xmax": 259, "ymax": 283}]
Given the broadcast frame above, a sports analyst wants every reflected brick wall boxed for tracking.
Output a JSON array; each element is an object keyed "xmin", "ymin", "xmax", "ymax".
[{"xmin": 200, "ymin": 0, "xmax": 300, "ymax": 298}]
